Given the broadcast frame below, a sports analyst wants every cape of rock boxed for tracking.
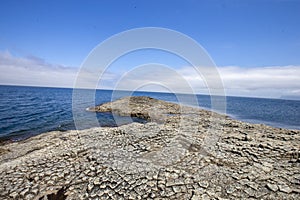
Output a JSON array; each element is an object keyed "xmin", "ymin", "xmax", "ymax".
[
  {"xmin": 0, "ymin": 96, "xmax": 299, "ymax": 199},
  {"xmin": 88, "ymin": 96, "xmax": 194, "ymax": 122}
]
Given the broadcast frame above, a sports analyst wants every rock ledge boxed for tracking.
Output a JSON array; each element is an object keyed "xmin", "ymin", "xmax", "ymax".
[{"xmin": 0, "ymin": 96, "xmax": 299, "ymax": 199}]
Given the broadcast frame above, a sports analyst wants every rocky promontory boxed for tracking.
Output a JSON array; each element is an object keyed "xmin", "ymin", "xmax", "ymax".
[{"xmin": 0, "ymin": 96, "xmax": 299, "ymax": 199}]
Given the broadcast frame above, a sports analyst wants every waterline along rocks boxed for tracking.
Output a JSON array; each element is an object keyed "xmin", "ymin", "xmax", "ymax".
[
  {"xmin": 88, "ymin": 96, "xmax": 185, "ymax": 123},
  {"xmin": 0, "ymin": 96, "xmax": 299, "ymax": 199}
]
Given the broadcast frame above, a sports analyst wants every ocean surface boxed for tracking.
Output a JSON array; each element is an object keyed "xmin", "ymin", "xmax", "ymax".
[{"xmin": 0, "ymin": 85, "xmax": 299, "ymax": 141}]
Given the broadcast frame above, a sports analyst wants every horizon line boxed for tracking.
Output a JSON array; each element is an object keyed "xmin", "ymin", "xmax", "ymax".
[{"xmin": 1, "ymin": 83, "xmax": 299, "ymax": 101}]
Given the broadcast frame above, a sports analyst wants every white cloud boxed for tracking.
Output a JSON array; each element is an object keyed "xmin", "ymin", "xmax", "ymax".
[
  {"xmin": 0, "ymin": 51, "xmax": 115, "ymax": 88},
  {"xmin": 218, "ymin": 66, "xmax": 300, "ymax": 90},
  {"xmin": 1, "ymin": 51, "xmax": 299, "ymax": 99},
  {"xmin": 112, "ymin": 65, "xmax": 300, "ymax": 99},
  {"xmin": 0, "ymin": 51, "xmax": 78, "ymax": 87},
  {"xmin": 179, "ymin": 65, "xmax": 300, "ymax": 98}
]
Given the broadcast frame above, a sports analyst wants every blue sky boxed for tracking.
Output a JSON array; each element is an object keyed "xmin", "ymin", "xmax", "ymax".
[{"xmin": 0, "ymin": 0, "xmax": 300, "ymax": 98}]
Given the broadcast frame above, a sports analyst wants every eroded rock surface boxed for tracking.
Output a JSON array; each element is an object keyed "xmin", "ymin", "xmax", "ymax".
[
  {"xmin": 0, "ymin": 96, "xmax": 299, "ymax": 199},
  {"xmin": 88, "ymin": 96, "xmax": 186, "ymax": 122}
]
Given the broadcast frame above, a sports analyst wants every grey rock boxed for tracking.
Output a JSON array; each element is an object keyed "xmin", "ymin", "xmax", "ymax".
[
  {"xmin": 278, "ymin": 185, "xmax": 292, "ymax": 193},
  {"xmin": 266, "ymin": 183, "xmax": 278, "ymax": 192},
  {"xmin": 0, "ymin": 96, "xmax": 299, "ymax": 200}
]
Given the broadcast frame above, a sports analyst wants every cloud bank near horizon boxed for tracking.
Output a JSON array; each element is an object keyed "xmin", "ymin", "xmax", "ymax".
[{"xmin": 0, "ymin": 51, "xmax": 299, "ymax": 99}]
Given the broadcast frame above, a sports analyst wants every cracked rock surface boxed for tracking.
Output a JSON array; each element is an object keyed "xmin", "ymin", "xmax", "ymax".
[{"xmin": 0, "ymin": 96, "xmax": 299, "ymax": 199}]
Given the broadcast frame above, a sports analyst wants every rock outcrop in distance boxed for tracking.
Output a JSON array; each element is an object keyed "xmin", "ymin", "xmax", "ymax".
[{"xmin": 0, "ymin": 96, "xmax": 299, "ymax": 199}]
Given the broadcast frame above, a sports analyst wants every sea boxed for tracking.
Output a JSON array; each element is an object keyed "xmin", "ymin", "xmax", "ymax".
[{"xmin": 0, "ymin": 85, "xmax": 299, "ymax": 141}]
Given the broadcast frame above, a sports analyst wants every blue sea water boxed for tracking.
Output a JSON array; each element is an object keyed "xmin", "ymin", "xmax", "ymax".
[{"xmin": 0, "ymin": 85, "xmax": 299, "ymax": 141}]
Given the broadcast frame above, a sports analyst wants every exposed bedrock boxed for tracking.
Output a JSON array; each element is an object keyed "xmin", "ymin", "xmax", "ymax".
[{"xmin": 0, "ymin": 96, "xmax": 299, "ymax": 199}]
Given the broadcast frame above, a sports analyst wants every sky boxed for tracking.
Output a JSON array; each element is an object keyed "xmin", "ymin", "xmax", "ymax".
[{"xmin": 0, "ymin": 0, "xmax": 300, "ymax": 99}]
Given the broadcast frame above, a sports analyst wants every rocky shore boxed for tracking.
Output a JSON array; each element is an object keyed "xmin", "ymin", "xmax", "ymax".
[{"xmin": 0, "ymin": 96, "xmax": 299, "ymax": 199}]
